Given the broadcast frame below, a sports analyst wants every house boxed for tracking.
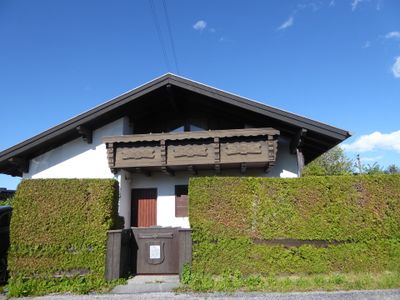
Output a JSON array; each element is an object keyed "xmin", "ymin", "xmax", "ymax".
[{"xmin": 0, "ymin": 74, "xmax": 350, "ymax": 230}]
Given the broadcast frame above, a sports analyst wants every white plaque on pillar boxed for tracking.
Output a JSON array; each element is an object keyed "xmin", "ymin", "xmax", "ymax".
[{"xmin": 149, "ymin": 245, "xmax": 161, "ymax": 259}]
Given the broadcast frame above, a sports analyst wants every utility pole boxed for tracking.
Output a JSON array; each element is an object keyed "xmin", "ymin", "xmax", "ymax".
[{"xmin": 356, "ymin": 154, "xmax": 362, "ymax": 174}]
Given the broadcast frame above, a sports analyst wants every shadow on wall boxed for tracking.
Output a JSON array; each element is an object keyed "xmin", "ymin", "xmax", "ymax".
[{"xmin": 267, "ymin": 137, "xmax": 298, "ymax": 178}]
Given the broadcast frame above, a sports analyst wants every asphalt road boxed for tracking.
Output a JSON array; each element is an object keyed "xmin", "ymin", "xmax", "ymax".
[{"xmin": 3, "ymin": 289, "xmax": 400, "ymax": 300}]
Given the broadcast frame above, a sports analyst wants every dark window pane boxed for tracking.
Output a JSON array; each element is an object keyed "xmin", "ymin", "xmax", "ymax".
[{"xmin": 175, "ymin": 185, "xmax": 188, "ymax": 217}]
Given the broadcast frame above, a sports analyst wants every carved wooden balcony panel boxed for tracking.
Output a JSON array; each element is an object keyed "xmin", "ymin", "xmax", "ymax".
[
  {"xmin": 116, "ymin": 145, "xmax": 161, "ymax": 168},
  {"xmin": 103, "ymin": 128, "xmax": 279, "ymax": 174}
]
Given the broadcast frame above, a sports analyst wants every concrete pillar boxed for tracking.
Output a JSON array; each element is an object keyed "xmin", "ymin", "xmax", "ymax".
[{"xmin": 118, "ymin": 170, "xmax": 132, "ymax": 229}]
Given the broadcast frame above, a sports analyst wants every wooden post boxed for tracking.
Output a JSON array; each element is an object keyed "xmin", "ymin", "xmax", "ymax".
[
  {"xmin": 105, "ymin": 229, "xmax": 132, "ymax": 281},
  {"xmin": 178, "ymin": 228, "xmax": 192, "ymax": 277},
  {"xmin": 296, "ymin": 148, "xmax": 305, "ymax": 176}
]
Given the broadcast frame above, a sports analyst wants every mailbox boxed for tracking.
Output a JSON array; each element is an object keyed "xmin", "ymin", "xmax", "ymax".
[{"xmin": 131, "ymin": 227, "xmax": 180, "ymax": 274}]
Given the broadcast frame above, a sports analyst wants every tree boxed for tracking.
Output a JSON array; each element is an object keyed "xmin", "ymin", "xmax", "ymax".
[
  {"xmin": 385, "ymin": 164, "xmax": 400, "ymax": 174},
  {"xmin": 302, "ymin": 146, "xmax": 353, "ymax": 176},
  {"xmin": 363, "ymin": 162, "xmax": 384, "ymax": 175}
]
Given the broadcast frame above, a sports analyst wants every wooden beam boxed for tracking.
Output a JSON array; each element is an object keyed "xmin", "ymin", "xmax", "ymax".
[
  {"xmin": 106, "ymin": 142, "xmax": 115, "ymax": 170},
  {"xmin": 128, "ymin": 116, "xmax": 135, "ymax": 130},
  {"xmin": 290, "ymin": 128, "xmax": 307, "ymax": 154},
  {"xmin": 264, "ymin": 162, "xmax": 275, "ymax": 173},
  {"xmin": 213, "ymin": 137, "xmax": 221, "ymax": 175},
  {"xmin": 76, "ymin": 125, "xmax": 93, "ymax": 144},
  {"xmin": 303, "ymin": 135, "xmax": 336, "ymax": 147},
  {"xmin": 240, "ymin": 163, "xmax": 247, "ymax": 174},
  {"xmin": 8, "ymin": 157, "xmax": 29, "ymax": 173},
  {"xmin": 303, "ymin": 141, "xmax": 328, "ymax": 152},
  {"xmin": 187, "ymin": 165, "xmax": 197, "ymax": 175},
  {"xmin": 134, "ymin": 167, "xmax": 151, "ymax": 177},
  {"xmin": 161, "ymin": 166, "xmax": 175, "ymax": 176},
  {"xmin": 166, "ymin": 84, "xmax": 179, "ymax": 113}
]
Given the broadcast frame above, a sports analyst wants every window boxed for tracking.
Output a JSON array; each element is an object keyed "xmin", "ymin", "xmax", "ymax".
[
  {"xmin": 167, "ymin": 118, "xmax": 208, "ymax": 133},
  {"xmin": 189, "ymin": 119, "xmax": 207, "ymax": 131},
  {"xmin": 175, "ymin": 185, "xmax": 188, "ymax": 217},
  {"xmin": 171, "ymin": 125, "xmax": 185, "ymax": 132}
]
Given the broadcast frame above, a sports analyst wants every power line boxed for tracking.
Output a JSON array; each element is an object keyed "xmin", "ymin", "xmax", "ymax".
[
  {"xmin": 162, "ymin": 0, "xmax": 180, "ymax": 74},
  {"xmin": 148, "ymin": 0, "xmax": 170, "ymax": 72}
]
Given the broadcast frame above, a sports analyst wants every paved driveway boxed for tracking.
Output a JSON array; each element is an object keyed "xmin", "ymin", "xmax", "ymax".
[{"xmin": 3, "ymin": 289, "xmax": 400, "ymax": 300}]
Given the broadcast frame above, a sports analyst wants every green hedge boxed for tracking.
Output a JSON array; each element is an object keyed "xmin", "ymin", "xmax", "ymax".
[
  {"xmin": 7, "ymin": 179, "xmax": 121, "ymax": 296},
  {"xmin": 189, "ymin": 175, "xmax": 400, "ymax": 275}
]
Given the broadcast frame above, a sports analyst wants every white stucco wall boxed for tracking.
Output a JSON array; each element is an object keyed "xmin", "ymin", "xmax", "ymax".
[
  {"xmin": 268, "ymin": 136, "xmax": 298, "ymax": 178},
  {"xmin": 23, "ymin": 126, "xmax": 298, "ymax": 229},
  {"xmin": 130, "ymin": 173, "xmax": 191, "ymax": 229},
  {"xmin": 23, "ymin": 118, "xmax": 127, "ymax": 179},
  {"xmin": 117, "ymin": 170, "xmax": 133, "ymax": 229}
]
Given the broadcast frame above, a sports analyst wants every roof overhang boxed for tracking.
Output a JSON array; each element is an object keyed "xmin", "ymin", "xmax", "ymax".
[{"xmin": 0, "ymin": 73, "xmax": 351, "ymax": 176}]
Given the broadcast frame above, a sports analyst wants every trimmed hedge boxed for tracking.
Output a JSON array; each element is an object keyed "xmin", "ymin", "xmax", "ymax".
[
  {"xmin": 7, "ymin": 179, "xmax": 121, "ymax": 296},
  {"xmin": 189, "ymin": 175, "xmax": 400, "ymax": 275}
]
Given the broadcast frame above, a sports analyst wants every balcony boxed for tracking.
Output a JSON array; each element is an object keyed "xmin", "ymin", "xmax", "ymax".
[{"xmin": 103, "ymin": 128, "xmax": 279, "ymax": 175}]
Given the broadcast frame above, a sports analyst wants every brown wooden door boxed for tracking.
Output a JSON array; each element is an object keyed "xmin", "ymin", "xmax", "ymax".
[{"xmin": 131, "ymin": 189, "xmax": 157, "ymax": 227}]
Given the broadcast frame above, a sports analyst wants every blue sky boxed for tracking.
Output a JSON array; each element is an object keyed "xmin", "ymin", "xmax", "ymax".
[{"xmin": 0, "ymin": 0, "xmax": 399, "ymax": 189}]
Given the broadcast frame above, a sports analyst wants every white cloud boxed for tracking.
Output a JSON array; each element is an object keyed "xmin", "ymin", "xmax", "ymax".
[
  {"xmin": 362, "ymin": 41, "xmax": 371, "ymax": 48},
  {"xmin": 193, "ymin": 20, "xmax": 207, "ymax": 31},
  {"xmin": 329, "ymin": 0, "xmax": 336, "ymax": 7},
  {"xmin": 218, "ymin": 36, "xmax": 233, "ymax": 43},
  {"xmin": 393, "ymin": 57, "xmax": 400, "ymax": 78},
  {"xmin": 385, "ymin": 31, "xmax": 400, "ymax": 39},
  {"xmin": 342, "ymin": 130, "xmax": 400, "ymax": 153},
  {"xmin": 351, "ymin": 0, "xmax": 364, "ymax": 11},
  {"xmin": 297, "ymin": 3, "xmax": 321, "ymax": 11},
  {"xmin": 376, "ymin": 0, "xmax": 382, "ymax": 10},
  {"xmin": 277, "ymin": 16, "xmax": 294, "ymax": 30}
]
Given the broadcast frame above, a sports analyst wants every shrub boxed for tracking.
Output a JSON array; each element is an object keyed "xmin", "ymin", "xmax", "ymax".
[
  {"xmin": 7, "ymin": 179, "xmax": 120, "ymax": 296},
  {"xmin": 189, "ymin": 175, "xmax": 400, "ymax": 276}
]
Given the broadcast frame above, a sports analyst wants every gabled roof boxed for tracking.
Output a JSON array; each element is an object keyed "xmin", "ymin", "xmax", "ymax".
[{"xmin": 0, "ymin": 73, "xmax": 350, "ymax": 176}]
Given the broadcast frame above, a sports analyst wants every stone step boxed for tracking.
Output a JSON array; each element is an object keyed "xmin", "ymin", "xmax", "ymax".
[
  {"xmin": 128, "ymin": 275, "xmax": 180, "ymax": 284},
  {"xmin": 111, "ymin": 275, "xmax": 180, "ymax": 294}
]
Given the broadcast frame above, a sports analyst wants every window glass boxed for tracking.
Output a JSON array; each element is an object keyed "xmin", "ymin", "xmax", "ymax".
[
  {"xmin": 189, "ymin": 124, "xmax": 204, "ymax": 131},
  {"xmin": 171, "ymin": 125, "xmax": 184, "ymax": 132},
  {"xmin": 189, "ymin": 119, "xmax": 207, "ymax": 131}
]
